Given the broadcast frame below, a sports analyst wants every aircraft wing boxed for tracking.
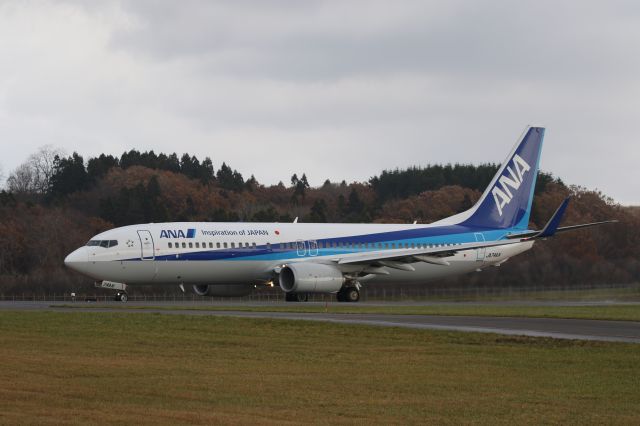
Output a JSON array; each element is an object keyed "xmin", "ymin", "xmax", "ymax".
[{"xmin": 334, "ymin": 239, "xmax": 524, "ymax": 268}]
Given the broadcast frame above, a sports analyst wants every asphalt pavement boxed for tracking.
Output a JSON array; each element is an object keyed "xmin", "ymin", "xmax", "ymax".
[{"xmin": 1, "ymin": 301, "xmax": 639, "ymax": 343}]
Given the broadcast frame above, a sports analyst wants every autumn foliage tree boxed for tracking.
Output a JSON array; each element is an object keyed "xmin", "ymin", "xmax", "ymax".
[{"xmin": 0, "ymin": 146, "xmax": 638, "ymax": 295}]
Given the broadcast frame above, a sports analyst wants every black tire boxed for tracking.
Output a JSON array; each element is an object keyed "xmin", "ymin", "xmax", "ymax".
[
  {"xmin": 120, "ymin": 293, "xmax": 128, "ymax": 303},
  {"xmin": 336, "ymin": 289, "xmax": 346, "ymax": 302},
  {"xmin": 296, "ymin": 293, "xmax": 309, "ymax": 302},
  {"xmin": 285, "ymin": 293, "xmax": 298, "ymax": 302},
  {"xmin": 345, "ymin": 287, "xmax": 360, "ymax": 303}
]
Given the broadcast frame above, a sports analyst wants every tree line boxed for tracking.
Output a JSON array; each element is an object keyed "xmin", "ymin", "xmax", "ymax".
[{"xmin": 0, "ymin": 146, "xmax": 638, "ymax": 295}]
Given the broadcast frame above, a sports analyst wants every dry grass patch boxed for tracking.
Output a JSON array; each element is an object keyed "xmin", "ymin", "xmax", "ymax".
[{"xmin": 1, "ymin": 312, "xmax": 639, "ymax": 425}]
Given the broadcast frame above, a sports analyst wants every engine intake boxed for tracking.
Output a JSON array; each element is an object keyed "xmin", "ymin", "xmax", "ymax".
[{"xmin": 279, "ymin": 263, "xmax": 344, "ymax": 294}]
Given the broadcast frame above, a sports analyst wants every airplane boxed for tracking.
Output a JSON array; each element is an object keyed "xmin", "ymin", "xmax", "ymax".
[{"xmin": 64, "ymin": 126, "xmax": 615, "ymax": 302}]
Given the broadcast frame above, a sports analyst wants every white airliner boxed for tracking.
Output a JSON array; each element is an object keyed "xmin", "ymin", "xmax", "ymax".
[{"xmin": 64, "ymin": 127, "xmax": 614, "ymax": 302}]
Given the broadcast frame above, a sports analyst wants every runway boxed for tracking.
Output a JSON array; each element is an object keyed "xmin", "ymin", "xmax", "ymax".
[{"xmin": 2, "ymin": 301, "xmax": 640, "ymax": 343}]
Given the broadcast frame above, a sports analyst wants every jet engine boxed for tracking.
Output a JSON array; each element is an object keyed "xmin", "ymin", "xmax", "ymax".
[
  {"xmin": 192, "ymin": 284, "xmax": 254, "ymax": 297},
  {"xmin": 279, "ymin": 263, "xmax": 345, "ymax": 293}
]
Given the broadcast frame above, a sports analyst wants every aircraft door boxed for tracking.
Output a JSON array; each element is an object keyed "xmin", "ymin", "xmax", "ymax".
[
  {"xmin": 296, "ymin": 240, "xmax": 307, "ymax": 257},
  {"xmin": 474, "ymin": 233, "xmax": 485, "ymax": 261},
  {"xmin": 308, "ymin": 240, "xmax": 318, "ymax": 256},
  {"xmin": 137, "ymin": 230, "xmax": 155, "ymax": 260}
]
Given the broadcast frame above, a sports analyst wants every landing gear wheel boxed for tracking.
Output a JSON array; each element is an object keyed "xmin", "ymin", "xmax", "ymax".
[
  {"xmin": 345, "ymin": 287, "xmax": 360, "ymax": 303},
  {"xmin": 115, "ymin": 292, "xmax": 128, "ymax": 303},
  {"xmin": 296, "ymin": 293, "xmax": 309, "ymax": 302},
  {"xmin": 336, "ymin": 287, "xmax": 359, "ymax": 302},
  {"xmin": 285, "ymin": 293, "xmax": 296, "ymax": 302}
]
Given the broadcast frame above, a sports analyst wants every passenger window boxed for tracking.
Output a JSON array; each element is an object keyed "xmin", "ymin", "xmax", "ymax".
[
  {"xmin": 267, "ymin": 243, "xmax": 271, "ymax": 250},
  {"xmin": 223, "ymin": 242, "xmax": 228, "ymax": 248},
  {"xmin": 209, "ymin": 242, "xmax": 213, "ymax": 248},
  {"xmin": 230, "ymin": 242, "xmax": 235, "ymax": 248},
  {"xmin": 216, "ymin": 242, "xmax": 221, "ymax": 248},
  {"xmin": 411, "ymin": 243, "xmax": 415, "ymax": 248},
  {"xmin": 189, "ymin": 242, "xmax": 193, "ymax": 248},
  {"xmin": 168, "ymin": 242, "xmax": 173, "ymax": 248},
  {"xmin": 182, "ymin": 242, "xmax": 186, "ymax": 248},
  {"xmin": 195, "ymin": 242, "xmax": 200, "ymax": 248}
]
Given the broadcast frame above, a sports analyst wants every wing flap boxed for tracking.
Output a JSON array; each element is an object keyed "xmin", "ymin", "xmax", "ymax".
[{"xmin": 336, "ymin": 239, "xmax": 523, "ymax": 266}]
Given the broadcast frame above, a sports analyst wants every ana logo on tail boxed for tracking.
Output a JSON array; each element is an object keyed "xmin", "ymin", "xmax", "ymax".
[{"xmin": 492, "ymin": 154, "xmax": 531, "ymax": 216}]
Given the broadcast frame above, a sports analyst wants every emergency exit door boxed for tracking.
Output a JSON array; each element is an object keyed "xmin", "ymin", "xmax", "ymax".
[{"xmin": 474, "ymin": 233, "xmax": 485, "ymax": 261}]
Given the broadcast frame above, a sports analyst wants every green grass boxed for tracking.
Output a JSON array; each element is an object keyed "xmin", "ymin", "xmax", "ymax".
[
  {"xmin": 54, "ymin": 302, "xmax": 640, "ymax": 322},
  {"xmin": 1, "ymin": 312, "xmax": 639, "ymax": 424}
]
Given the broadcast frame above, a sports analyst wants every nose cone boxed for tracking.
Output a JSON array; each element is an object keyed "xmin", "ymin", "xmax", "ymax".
[{"xmin": 64, "ymin": 248, "xmax": 88, "ymax": 273}]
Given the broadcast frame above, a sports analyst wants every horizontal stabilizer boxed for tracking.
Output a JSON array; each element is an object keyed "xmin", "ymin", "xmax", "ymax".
[{"xmin": 506, "ymin": 197, "xmax": 618, "ymax": 240}]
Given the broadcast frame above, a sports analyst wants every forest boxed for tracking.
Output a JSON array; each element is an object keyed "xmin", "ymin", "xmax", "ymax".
[{"xmin": 0, "ymin": 146, "xmax": 638, "ymax": 295}]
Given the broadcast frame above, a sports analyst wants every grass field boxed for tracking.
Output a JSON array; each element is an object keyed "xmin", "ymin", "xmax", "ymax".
[
  {"xmin": 54, "ymin": 302, "xmax": 640, "ymax": 322},
  {"xmin": 1, "ymin": 312, "xmax": 639, "ymax": 425}
]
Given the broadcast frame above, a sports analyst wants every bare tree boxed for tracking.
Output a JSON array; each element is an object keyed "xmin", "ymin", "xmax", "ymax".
[
  {"xmin": 6, "ymin": 145, "xmax": 66, "ymax": 195},
  {"xmin": 7, "ymin": 163, "xmax": 36, "ymax": 194}
]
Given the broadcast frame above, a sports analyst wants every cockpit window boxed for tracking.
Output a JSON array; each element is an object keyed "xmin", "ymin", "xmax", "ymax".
[{"xmin": 86, "ymin": 240, "xmax": 118, "ymax": 248}]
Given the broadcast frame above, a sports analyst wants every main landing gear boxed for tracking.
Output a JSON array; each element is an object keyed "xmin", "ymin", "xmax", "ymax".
[
  {"xmin": 283, "ymin": 286, "xmax": 361, "ymax": 303},
  {"xmin": 336, "ymin": 286, "xmax": 360, "ymax": 303},
  {"xmin": 285, "ymin": 293, "xmax": 309, "ymax": 302}
]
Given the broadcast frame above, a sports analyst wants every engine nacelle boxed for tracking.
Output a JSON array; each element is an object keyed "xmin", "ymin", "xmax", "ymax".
[
  {"xmin": 192, "ymin": 284, "xmax": 254, "ymax": 297},
  {"xmin": 279, "ymin": 263, "xmax": 345, "ymax": 294}
]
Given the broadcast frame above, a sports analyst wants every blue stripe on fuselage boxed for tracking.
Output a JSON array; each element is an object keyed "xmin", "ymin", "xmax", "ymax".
[{"xmin": 122, "ymin": 224, "xmax": 517, "ymax": 262}]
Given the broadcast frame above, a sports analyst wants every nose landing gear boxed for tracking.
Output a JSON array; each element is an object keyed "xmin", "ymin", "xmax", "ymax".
[{"xmin": 115, "ymin": 292, "xmax": 128, "ymax": 303}]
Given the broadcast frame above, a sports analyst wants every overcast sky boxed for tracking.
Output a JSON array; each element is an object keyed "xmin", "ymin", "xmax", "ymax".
[{"xmin": 1, "ymin": 0, "xmax": 638, "ymax": 204}]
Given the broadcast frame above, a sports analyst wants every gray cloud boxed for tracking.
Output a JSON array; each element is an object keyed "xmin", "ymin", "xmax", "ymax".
[{"xmin": 0, "ymin": 0, "xmax": 638, "ymax": 203}]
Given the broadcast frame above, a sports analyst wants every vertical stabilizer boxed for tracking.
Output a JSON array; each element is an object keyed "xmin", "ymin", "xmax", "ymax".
[{"xmin": 436, "ymin": 126, "xmax": 545, "ymax": 230}]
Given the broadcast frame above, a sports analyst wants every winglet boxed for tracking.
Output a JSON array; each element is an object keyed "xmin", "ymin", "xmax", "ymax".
[{"xmin": 530, "ymin": 196, "xmax": 571, "ymax": 239}]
